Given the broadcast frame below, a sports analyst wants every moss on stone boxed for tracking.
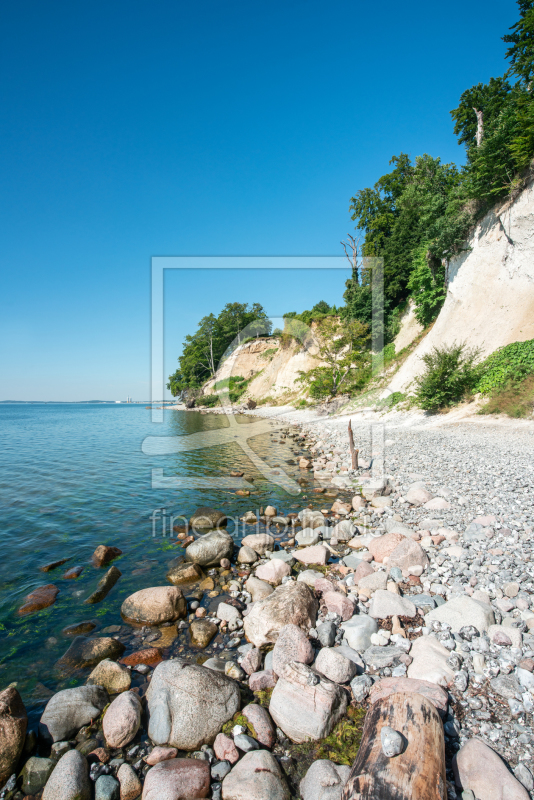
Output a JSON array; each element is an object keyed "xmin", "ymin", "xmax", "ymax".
[{"xmin": 253, "ymin": 687, "xmax": 273, "ymax": 708}]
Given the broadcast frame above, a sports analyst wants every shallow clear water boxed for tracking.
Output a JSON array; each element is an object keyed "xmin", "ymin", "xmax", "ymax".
[{"xmin": 0, "ymin": 404, "xmax": 312, "ymax": 704}]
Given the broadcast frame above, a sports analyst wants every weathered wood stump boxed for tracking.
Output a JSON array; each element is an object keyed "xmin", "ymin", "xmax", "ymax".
[{"xmin": 341, "ymin": 692, "xmax": 446, "ymax": 800}]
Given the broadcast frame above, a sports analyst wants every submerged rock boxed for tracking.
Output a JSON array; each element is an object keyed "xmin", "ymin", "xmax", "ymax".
[
  {"xmin": 57, "ymin": 636, "xmax": 125, "ymax": 670},
  {"xmin": 166, "ymin": 560, "xmax": 204, "ymax": 585},
  {"xmin": 39, "ymin": 685, "xmax": 108, "ymax": 742},
  {"xmin": 190, "ymin": 507, "xmax": 228, "ymax": 531},
  {"xmin": 190, "ymin": 618, "xmax": 218, "ymax": 648},
  {"xmin": 85, "ymin": 565, "xmax": 121, "ymax": 604},
  {"xmin": 17, "ymin": 584, "xmax": 59, "ymax": 615},
  {"xmin": 185, "ymin": 531, "xmax": 234, "ymax": 566}
]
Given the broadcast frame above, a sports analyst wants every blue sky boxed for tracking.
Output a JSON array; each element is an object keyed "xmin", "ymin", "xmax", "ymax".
[{"xmin": 0, "ymin": 0, "xmax": 518, "ymax": 400}]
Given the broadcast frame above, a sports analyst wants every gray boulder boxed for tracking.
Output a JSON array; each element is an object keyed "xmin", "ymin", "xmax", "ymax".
[
  {"xmin": 243, "ymin": 581, "xmax": 318, "ymax": 648},
  {"xmin": 300, "ymin": 760, "xmax": 350, "ymax": 800},
  {"xmin": 222, "ymin": 750, "xmax": 289, "ymax": 800},
  {"xmin": 314, "ymin": 648, "xmax": 358, "ymax": 684},
  {"xmin": 425, "ymin": 596, "xmax": 495, "ymax": 634},
  {"xmin": 185, "ymin": 531, "xmax": 234, "ymax": 566},
  {"xmin": 40, "ymin": 685, "xmax": 108, "ymax": 743},
  {"xmin": 42, "ymin": 749, "xmax": 91, "ymax": 800},
  {"xmin": 146, "ymin": 659, "xmax": 240, "ymax": 750},
  {"xmin": 20, "ymin": 756, "xmax": 55, "ymax": 796}
]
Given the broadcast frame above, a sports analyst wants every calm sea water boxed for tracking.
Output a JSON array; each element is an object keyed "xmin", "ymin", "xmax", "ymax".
[{"xmin": 0, "ymin": 404, "xmax": 310, "ymax": 702}]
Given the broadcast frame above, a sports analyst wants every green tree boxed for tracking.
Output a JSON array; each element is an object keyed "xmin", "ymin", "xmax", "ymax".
[
  {"xmin": 503, "ymin": 0, "xmax": 534, "ymax": 86},
  {"xmin": 407, "ymin": 243, "xmax": 447, "ymax": 327}
]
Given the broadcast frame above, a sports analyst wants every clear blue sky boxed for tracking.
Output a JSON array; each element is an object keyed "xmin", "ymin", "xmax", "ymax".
[{"xmin": 0, "ymin": 0, "xmax": 518, "ymax": 400}]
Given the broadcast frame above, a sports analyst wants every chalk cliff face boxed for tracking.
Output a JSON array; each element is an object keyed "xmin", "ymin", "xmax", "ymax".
[{"xmin": 387, "ymin": 181, "xmax": 534, "ymax": 394}]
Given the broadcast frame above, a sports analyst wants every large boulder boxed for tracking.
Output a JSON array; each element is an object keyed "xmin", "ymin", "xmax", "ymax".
[
  {"xmin": 368, "ymin": 533, "xmax": 405, "ymax": 563},
  {"xmin": 57, "ymin": 636, "xmax": 125, "ymax": 670},
  {"xmin": 300, "ymin": 760, "xmax": 350, "ymax": 800},
  {"xmin": 453, "ymin": 738, "xmax": 530, "ymax": 800},
  {"xmin": 185, "ymin": 531, "xmax": 234, "ymax": 566},
  {"xmin": 189, "ymin": 507, "xmax": 227, "ymax": 531},
  {"xmin": 425, "ymin": 596, "xmax": 495, "ymax": 634},
  {"xmin": 103, "ymin": 691, "xmax": 142, "ymax": 748},
  {"xmin": 146, "ymin": 659, "xmax": 240, "ymax": 750},
  {"xmin": 222, "ymin": 751, "xmax": 289, "ymax": 800},
  {"xmin": 272, "ymin": 624, "xmax": 314, "ymax": 677},
  {"xmin": 142, "ymin": 758, "xmax": 210, "ymax": 800},
  {"xmin": 42, "ymin": 749, "xmax": 91, "ymax": 800},
  {"xmin": 269, "ymin": 662, "xmax": 347, "ymax": 743},
  {"xmin": 20, "ymin": 757, "xmax": 55, "ymax": 796},
  {"xmin": 39, "ymin": 686, "xmax": 108, "ymax": 743},
  {"xmin": 244, "ymin": 582, "xmax": 318, "ymax": 648},
  {"xmin": 0, "ymin": 687, "xmax": 27, "ymax": 785},
  {"xmin": 121, "ymin": 586, "xmax": 187, "ymax": 625}
]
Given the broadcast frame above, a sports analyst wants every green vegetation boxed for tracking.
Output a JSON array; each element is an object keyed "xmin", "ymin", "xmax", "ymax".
[
  {"xmin": 414, "ymin": 343, "xmax": 481, "ymax": 412},
  {"xmin": 479, "ymin": 375, "xmax": 534, "ymax": 417},
  {"xmin": 475, "ymin": 338, "xmax": 534, "ymax": 394},
  {"xmin": 196, "ymin": 394, "xmax": 221, "ymax": 407}
]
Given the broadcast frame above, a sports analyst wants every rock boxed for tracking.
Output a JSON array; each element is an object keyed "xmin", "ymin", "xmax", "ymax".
[
  {"xmin": 249, "ymin": 670, "xmax": 278, "ymax": 691},
  {"xmin": 299, "ymin": 458, "xmax": 311, "ymax": 468},
  {"xmin": 142, "ymin": 758, "xmax": 210, "ymax": 800},
  {"xmin": 368, "ymin": 533, "xmax": 405, "ymax": 563},
  {"xmin": 190, "ymin": 619, "xmax": 218, "ymax": 648},
  {"xmin": 95, "ymin": 775, "xmax": 120, "ymax": 800},
  {"xmin": 62, "ymin": 621, "xmax": 97, "ymax": 636},
  {"xmin": 272, "ymin": 624, "xmax": 314, "ymax": 676},
  {"xmin": 214, "ymin": 733, "xmax": 239, "ymax": 764},
  {"xmin": 234, "ymin": 732, "xmax": 259, "ymax": 752},
  {"xmin": 300, "ymin": 509, "xmax": 326, "ymax": 530},
  {"xmin": 407, "ymin": 635, "xmax": 454, "ymax": 687},
  {"xmin": 17, "ymin": 584, "xmax": 59, "ymax": 615},
  {"xmin": 245, "ymin": 576, "xmax": 274, "ymax": 601},
  {"xmin": 490, "ymin": 673, "xmax": 521, "ymax": 699},
  {"xmin": 218, "ymin": 602, "xmax": 242, "ymax": 622},
  {"xmin": 269, "ymin": 662, "xmax": 347, "ymax": 743},
  {"xmin": 362, "ymin": 645, "xmax": 406, "ymax": 669},
  {"xmin": 340, "ymin": 615, "xmax": 378, "ymax": 651},
  {"xmin": 504, "ymin": 581, "xmax": 520, "ymax": 598},
  {"xmin": 241, "ymin": 648, "xmax": 262, "ymax": 675},
  {"xmin": 315, "ymin": 648, "xmax": 358, "ymax": 684},
  {"xmin": 368, "ymin": 590, "xmax": 417, "ymax": 619},
  {"xmin": 87, "ymin": 659, "xmax": 131, "ymax": 694},
  {"xmin": 514, "ymin": 764, "xmax": 534, "ymax": 793},
  {"xmin": 255, "ymin": 559, "xmax": 291, "ymax": 585},
  {"xmin": 242, "ymin": 704, "xmax": 276, "ymax": 748},
  {"xmin": 222, "ymin": 749, "xmax": 289, "ymax": 800},
  {"xmin": 381, "ymin": 726, "xmax": 404, "ymax": 757},
  {"xmin": 425, "ymin": 596, "xmax": 495, "ymax": 634},
  {"xmin": 146, "ymin": 659, "xmax": 240, "ymax": 750},
  {"xmin": 41, "ymin": 751, "xmax": 90, "ymax": 800},
  {"xmin": 117, "ymin": 762, "xmax": 142, "ymax": 800},
  {"xmin": 317, "ymin": 621, "xmax": 336, "ymax": 647},
  {"xmin": 40, "ymin": 685, "xmax": 108, "ymax": 743},
  {"xmin": 294, "ymin": 545, "xmax": 329, "ymax": 566},
  {"xmin": 166, "ymin": 561, "xmax": 204, "ymax": 585},
  {"xmin": 237, "ymin": 546, "xmax": 258, "ymax": 564},
  {"xmin": 243, "ymin": 582, "xmax": 318, "ymax": 647},
  {"xmin": 57, "ymin": 636, "xmax": 125, "ymax": 669},
  {"xmin": 353, "ymin": 561, "xmax": 374, "ymax": 583},
  {"xmin": 368, "ymin": 677, "xmax": 448, "ymax": 714},
  {"xmin": 242, "ymin": 534, "xmax": 275, "ymax": 554},
  {"xmin": 331, "ymin": 520, "xmax": 357, "ymax": 542},
  {"xmin": 296, "ymin": 528, "xmax": 321, "ymax": 546},
  {"xmin": 85, "ymin": 566, "xmax": 122, "ymax": 604},
  {"xmin": 145, "ymin": 747, "xmax": 179, "ymax": 765},
  {"xmin": 20, "ymin": 756, "xmax": 55, "ymax": 795},
  {"xmin": 405, "ymin": 486, "xmax": 433, "ymax": 506},
  {"xmin": 265, "ymin": 505, "xmax": 277, "ymax": 516},
  {"xmin": 103, "ymin": 691, "xmax": 142, "ymax": 748},
  {"xmin": 323, "ymin": 592, "xmax": 355, "ymax": 622},
  {"xmin": 488, "ymin": 624, "xmax": 522, "ymax": 649},
  {"xmin": 453, "ymin": 738, "xmax": 530, "ymax": 800},
  {"xmin": 300, "ymin": 760, "xmax": 350, "ymax": 800},
  {"xmin": 190, "ymin": 507, "xmax": 227, "ymax": 531},
  {"xmin": 92, "ymin": 545, "xmax": 122, "ymax": 567},
  {"xmin": 387, "ymin": 538, "xmax": 429, "ymax": 572},
  {"xmin": 121, "ymin": 586, "xmax": 187, "ymax": 625},
  {"xmin": 120, "ymin": 647, "xmax": 163, "ymax": 667},
  {"xmin": 357, "ymin": 570, "xmax": 388, "ymax": 596},
  {"xmin": 350, "ymin": 674, "xmax": 373, "ymax": 702},
  {"xmin": 186, "ymin": 531, "xmax": 234, "ymax": 566},
  {"xmin": 0, "ymin": 687, "xmax": 27, "ymax": 785},
  {"xmin": 268, "ymin": 550, "xmax": 295, "ymax": 565}
]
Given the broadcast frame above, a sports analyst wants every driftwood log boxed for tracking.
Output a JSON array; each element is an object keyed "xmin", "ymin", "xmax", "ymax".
[
  {"xmin": 348, "ymin": 419, "xmax": 358, "ymax": 470},
  {"xmin": 341, "ymin": 692, "xmax": 446, "ymax": 800}
]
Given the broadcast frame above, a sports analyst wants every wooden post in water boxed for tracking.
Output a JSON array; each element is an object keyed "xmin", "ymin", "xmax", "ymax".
[
  {"xmin": 341, "ymin": 692, "xmax": 446, "ymax": 800},
  {"xmin": 348, "ymin": 419, "xmax": 358, "ymax": 470}
]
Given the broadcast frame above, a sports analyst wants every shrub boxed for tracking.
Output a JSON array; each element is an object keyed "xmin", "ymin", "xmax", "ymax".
[
  {"xmin": 478, "ymin": 375, "xmax": 534, "ymax": 418},
  {"xmin": 475, "ymin": 339, "xmax": 534, "ymax": 395},
  {"xmin": 196, "ymin": 394, "xmax": 220, "ymax": 407},
  {"xmin": 407, "ymin": 243, "xmax": 447, "ymax": 327},
  {"xmin": 414, "ymin": 342, "xmax": 481, "ymax": 412}
]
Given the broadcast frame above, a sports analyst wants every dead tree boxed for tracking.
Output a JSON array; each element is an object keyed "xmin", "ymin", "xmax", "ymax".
[{"xmin": 474, "ymin": 108, "xmax": 484, "ymax": 147}]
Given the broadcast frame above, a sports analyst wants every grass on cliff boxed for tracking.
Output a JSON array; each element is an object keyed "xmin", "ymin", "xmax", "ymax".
[{"xmin": 478, "ymin": 374, "xmax": 534, "ymax": 418}]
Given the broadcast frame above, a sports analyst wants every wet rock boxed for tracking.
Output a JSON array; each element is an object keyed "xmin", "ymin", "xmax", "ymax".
[
  {"xmin": 368, "ymin": 590, "xmax": 416, "ymax": 619},
  {"xmin": 17, "ymin": 584, "xmax": 59, "ymax": 615},
  {"xmin": 121, "ymin": 586, "xmax": 187, "ymax": 625},
  {"xmin": 142, "ymin": 757, "xmax": 210, "ymax": 799},
  {"xmin": 39, "ymin": 685, "xmax": 108, "ymax": 742},
  {"xmin": 87, "ymin": 659, "xmax": 131, "ymax": 694},
  {"xmin": 57, "ymin": 636, "xmax": 125, "ymax": 669},
  {"xmin": 42, "ymin": 749, "xmax": 91, "ymax": 800},
  {"xmin": 314, "ymin": 647, "xmax": 358, "ymax": 684},
  {"xmin": 244, "ymin": 582, "xmax": 318, "ymax": 648},
  {"xmin": 85, "ymin": 566, "xmax": 122, "ymax": 604},
  {"xmin": 95, "ymin": 774, "xmax": 120, "ymax": 800},
  {"xmin": 190, "ymin": 618, "xmax": 218, "ymax": 648},
  {"xmin": 120, "ymin": 647, "xmax": 163, "ymax": 667},
  {"xmin": 255, "ymin": 559, "xmax": 291, "ymax": 585},
  {"xmin": 269, "ymin": 662, "xmax": 347, "ymax": 743},
  {"xmin": 214, "ymin": 733, "xmax": 239, "ymax": 764},
  {"xmin": 407, "ymin": 635, "xmax": 455, "ymax": 687},
  {"xmin": 453, "ymin": 738, "xmax": 529, "ymax": 800},
  {"xmin": 323, "ymin": 592, "xmax": 355, "ymax": 622},
  {"xmin": 117, "ymin": 762, "xmax": 142, "ymax": 800},
  {"xmin": 245, "ymin": 576, "xmax": 274, "ymax": 601},
  {"xmin": 300, "ymin": 759, "xmax": 350, "ymax": 800},
  {"xmin": 92, "ymin": 545, "xmax": 122, "ymax": 568},
  {"xmin": 0, "ymin": 687, "xmax": 27, "ymax": 785},
  {"xmin": 103, "ymin": 691, "xmax": 142, "ymax": 748},
  {"xmin": 166, "ymin": 561, "xmax": 204, "ymax": 585},
  {"xmin": 190, "ymin": 507, "xmax": 228, "ymax": 531},
  {"xmin": 272, "ymin": 624, "xmax": 314, "ymax": 676},
  {"xmin": 146, "ymin": 659, "xmax": 240, "ymax": 750},
  {"xmin": 368, "ymin": 677, "xmax": 448, "ymax": 714},
  {"xmin": 294, "ymin": 545, "xmax": 329, "ymax": 566},
  {"xmin": 300, "ymin": 509, "xmax": 326, "ymax": 530},
  {"xmin": 425, "ymin": 596, "xmax": 495, "ymax": 634},
  {"xmin": 61, "ymin": 621, "xmax": 97, "ymax": 636},
  {"xmin": 241, "ymin": 534, "xmax": 275, "ymax": 555},
  {"xmin": 145, "ymin": 746, "xmax": 178, "ymax": 766},
  {"xmin": 186, "ymin": 531, "xmax": 234, "ymax": 566},
  {"xmin": 340, "ymin": 615, "xmax": 378, "ymax": 651},
  {"xmin": 222, "ymin": 750, "xmax": 289, "ymax": 800},
  {"xmin": 20, "ymin": 756, "xmax": 55, "ymax": 795},
  {"xmin": 242, "ymin": 703, "xmax": 276, "ymax": 748},
  {"xmin": 40, "ymin": 557, "xmax": 71, "ymax": 572}
]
